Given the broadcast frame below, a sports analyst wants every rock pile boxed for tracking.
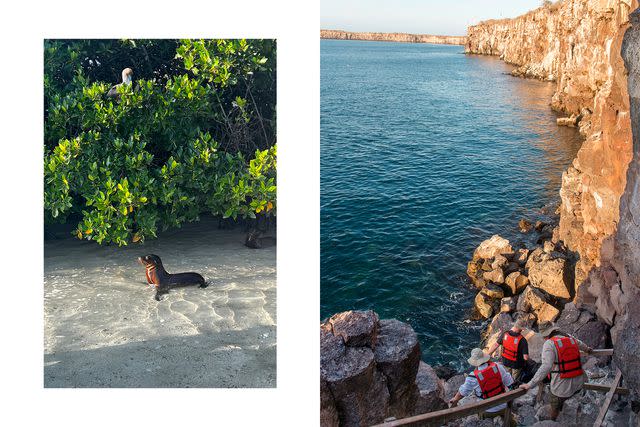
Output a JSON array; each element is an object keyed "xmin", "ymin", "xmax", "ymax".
[
  {"xmin": 467, "ymin": 229, "xmax": 573, "ymax": 326},
  {"xmin": 320, "ymin": 311, "xmax": 447, "ymax": 426}
]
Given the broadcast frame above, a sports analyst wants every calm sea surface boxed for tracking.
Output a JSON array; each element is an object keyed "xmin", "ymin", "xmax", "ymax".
[{"xmin": 320, "ymin": 40, "xmax": 582, "ymax": 368}]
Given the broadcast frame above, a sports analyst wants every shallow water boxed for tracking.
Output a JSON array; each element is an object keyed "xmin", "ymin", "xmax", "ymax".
[
  {"xmin": 44, "ymin": 218, "xmax": 276, "ymax": 387},
  {"xmin": 321, "ymin": 40, "xmax": 582, "ymax": 368}
]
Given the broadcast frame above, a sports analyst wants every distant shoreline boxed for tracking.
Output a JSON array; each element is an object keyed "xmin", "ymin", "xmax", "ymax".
[{"xmin": 320, "ymin": 29, "xmax": 466, "ymax": 46}]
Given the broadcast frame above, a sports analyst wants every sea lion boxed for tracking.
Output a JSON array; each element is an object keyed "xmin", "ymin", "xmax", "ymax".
[{"xmin": 137, "ymin": 254, "xmax": 207, "ymax": 301}]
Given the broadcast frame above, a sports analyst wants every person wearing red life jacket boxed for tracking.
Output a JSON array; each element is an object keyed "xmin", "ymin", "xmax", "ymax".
[
  {"xmin": 519, "ymin": 322, "xmax": 593, "ymax": 421},
  {"xmin": 449, "ymin": 348, "xmax": 515, "ymax": 425},
  {"xmin": 485, "ymin": 318, "xmax": 529, "ymax": 382}
]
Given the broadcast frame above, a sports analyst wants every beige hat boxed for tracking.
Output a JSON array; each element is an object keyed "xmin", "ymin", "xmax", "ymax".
[
  {"xmin": 467, "ymin": 348, "xmax": 491, "ymax": 367},
  {"xmin": 538, "ymin": 321, "xmax": 561, "ymax": 338}
]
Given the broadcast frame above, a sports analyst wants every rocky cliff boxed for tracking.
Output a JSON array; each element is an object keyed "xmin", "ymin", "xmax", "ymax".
[
  {"xmin": 466, "ymin": 0, "xmax": 640, "ymax": 399},
  {"xmin": 321, "ymin": 29, "xmax": 466, "ymax": 45}
]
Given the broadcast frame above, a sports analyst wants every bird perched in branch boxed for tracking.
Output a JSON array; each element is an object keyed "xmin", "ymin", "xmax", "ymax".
[{"xmin": 107, "ymin": 68, "xmax": 133, "ymax": 99}]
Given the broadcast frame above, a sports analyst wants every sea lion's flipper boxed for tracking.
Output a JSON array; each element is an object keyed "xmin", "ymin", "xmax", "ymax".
[{"xmin": 154, "ymin": 287, "xmax": 170, "ymax": 301}]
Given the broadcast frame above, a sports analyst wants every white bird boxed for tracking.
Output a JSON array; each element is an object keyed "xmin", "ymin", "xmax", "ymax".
[{"xmin": 107, "ymin": 68, "xmax": 133, "ymax": 98}]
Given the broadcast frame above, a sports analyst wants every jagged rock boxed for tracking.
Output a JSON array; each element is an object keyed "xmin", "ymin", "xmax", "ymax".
[
  {"xmin": 514, "ymin": 248, "xmax": 530, "ymax": 265},
  {"xmin": 443, "ymin": 374, "xmax": 466, "ymax": 401},
  {"xmin": 321, "ymin": 379, "xmax": 340, "ymax": 427},
  {"xmin": 457, "ymin": 415, "xmax": 494, "ymax": 427},
  {"xmin": 525, "ymin": 247, "xmax": 544, "ymax": 271},
  {"xmin": 480, "ymin": 259, "xmax": 493, "ymax": 272},
  {"xmin": 505, "ymin": 271, "xmax": 529, "ymax": 295},
  {"xmin": 374, "ymin": 319, "xmax": 421, "ymax": 418},
  {"xmin": 327, "ymin": 310, "xmax": 379, "ymax": 348},
  {"xmin": 491, "ymin": 254, "xmax": 509, "ymax": 270},
  {"xmin": 482, "ymin": 268, "xmax": 505, "ymax": 285},
  {"xmin": 527, "ymin": 252, "xmax": 572, "ymax": 300},
  {"xmin": 513, "ymin": 385, "xmax": 538, "ymax": 408},
  {"xmin": 556, "ymin": 302, "xmax": 609, "ymax": 350},
  {"xmin": 614, "ymin": 293, "xmax": 640, "ymax": 401},
  {"xmin": 433, "ymin": 363, "xmax": 458, "ymax": 381},
  {"xmin": 556, "ymin": 115, "xmax": 579, "ymax": 127},
  {"xmin": 504, "ymin": 261, "xmax": 521, "ymax": 275},
  {"xmin": 486, "ymin": 312, "xmax": 513, "ymax": 338},
  {"xmin": 321, "ymin": 341, "xmax": 388, "ymax": 426},
  {"xmin": 543, "ymin": 240, "xmax": 555, "ymax": 253},
  {"xmin": 519, "ymin": 218, "xmax": 533, "ymax": 232},
  {"xmin": 500, "ymin": 296, "xmax": 518, "ymax": 313},
  {"xmin": 531, "ymin": 421, "xmax": 561, "ymax": 427},
  {"xmin": 474, "ymin": 292, "xmax": 494, "ymax": 319},
  {"xmin": 413, "ymin": 362, "xmax": 447, "ymax": 415},
  {"xmin": 534, "ymin": 221, "xmax": 548, "ymax": 232},
  {"xmin": 517, "ymin": 286, "xmax": 560, "ymax": 323},
  {"xmin": 473, "ymin": 235, "xmax": 514, "ymax": 261},
  {"xmin": 481, "ymin": 283, "xmax": 504, "ymax": 299},
  {"xmin": 515, "ymin": 404, "xmax": 539, "ymax": 426},
  {"xmin": 536, "ymin": 404, "xmax": 555, "ymax": 421}
]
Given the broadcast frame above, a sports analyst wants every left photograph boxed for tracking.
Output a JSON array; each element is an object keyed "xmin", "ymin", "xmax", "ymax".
[{"xmin": 43, "ymin": 39, "xmax": 276, "ymax": 388}]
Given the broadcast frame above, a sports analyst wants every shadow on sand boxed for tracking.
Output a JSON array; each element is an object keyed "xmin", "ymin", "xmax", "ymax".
[{"xmin": 44, "ymin": 326, "xmax": 276, "ymax": 388}]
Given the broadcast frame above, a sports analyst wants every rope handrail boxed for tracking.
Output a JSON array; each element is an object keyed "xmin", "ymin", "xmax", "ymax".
[{"xmin": 372, "ymin": 348, "xmax": 616, "ymax": 427}]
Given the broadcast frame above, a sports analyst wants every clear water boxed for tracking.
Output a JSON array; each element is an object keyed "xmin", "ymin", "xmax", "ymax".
[
  {"xmin": 320, "ymin": 40, "xmax": 582, "ymax": 368},
  {"xmin": 44, "ymin": 219, "xmax": 276, "ymax": 387}
]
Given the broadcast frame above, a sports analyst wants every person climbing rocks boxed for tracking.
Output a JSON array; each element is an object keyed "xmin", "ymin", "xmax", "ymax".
[
  {"xmin": 449, "ymin": 348, "xmax": 515, "ymax": 425},
  {"xmin": 519, "ymin": 321, "xmax": 593, "ymax": 421},
  {"xmin": 485, "ymin": 317, "xmax": 530, "ymax": 383}
]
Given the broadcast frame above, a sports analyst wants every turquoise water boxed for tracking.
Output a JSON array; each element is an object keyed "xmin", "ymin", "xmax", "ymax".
[{"xmin": 320, "ymin": 40, "xmax": 582, "ymax": 368}]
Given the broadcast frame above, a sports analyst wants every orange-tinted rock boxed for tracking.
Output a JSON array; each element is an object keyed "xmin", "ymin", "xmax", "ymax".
[{"xmin": 466, "ymin": 0, "xmax": 638, "ymax": 295}]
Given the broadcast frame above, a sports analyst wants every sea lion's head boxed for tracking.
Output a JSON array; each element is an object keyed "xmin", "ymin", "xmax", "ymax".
[{"xmin": 138, "ymin": 254, "xmax": 163, "ymax": 268}]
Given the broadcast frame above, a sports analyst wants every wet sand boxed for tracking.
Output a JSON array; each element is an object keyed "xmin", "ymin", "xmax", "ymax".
[{"xmin": 44, "ymin": 219, "xmax": 276, "ymax": 387}]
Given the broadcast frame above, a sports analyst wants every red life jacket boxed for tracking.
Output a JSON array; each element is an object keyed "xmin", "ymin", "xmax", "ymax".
[
  {"xmin": 550, "ymin": 336, "xmax": 583, "ymax": 379},
  {"xmin": 502, "ymin": 332, "xmax": 520, "ymax": 362},
  {"xmin": 473, "ymin": 362, "xmax": 505, "ymax": 399}
]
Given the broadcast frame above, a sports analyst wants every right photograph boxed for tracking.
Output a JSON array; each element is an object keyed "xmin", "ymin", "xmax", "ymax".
[{"xmin": 320, "ymin": 0, "xmax": 640, "ymax": 426}]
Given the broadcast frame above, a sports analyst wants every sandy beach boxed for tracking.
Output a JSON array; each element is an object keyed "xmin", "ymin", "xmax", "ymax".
[{"xmin": 44, "ymin": 219, "xmax": 276, "ymax": 387}]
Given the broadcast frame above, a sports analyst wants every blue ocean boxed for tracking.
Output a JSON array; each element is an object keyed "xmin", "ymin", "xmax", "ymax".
[{"xmin": 320, "ymin": 39, "xmax": 582, "ymax": 367}]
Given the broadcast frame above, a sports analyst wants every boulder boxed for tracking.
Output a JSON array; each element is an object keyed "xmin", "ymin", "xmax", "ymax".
[
  {"xmin": 473, "ymin": 235, "xmax": 514, "ymax": 260},
  {"xmin": 320, "ymin": 379, "xmax": 340, "ymax": 427},
  {"xmin": 374, "ymin": 319, "xmax": 421, "ymax": 418},
  {"xmin": 486, "ymin": 312, "xmax": 513, "ymax": 338},
  {"xmin": 543, "ymin": 240, "xmax": 555, "ymax": 253},
  {"xmin": 432, "ymin": 363, "xmax": 458, "ymax": 381},
  {"xmin": 556, "ymin": 303, "xmax": 609, "ymax": 350},
  {"xmin": 504, "ymin": 261, "xmax": 521, "ymax": 275},
  {"xmin": 517, "ymin": 286, "xmax": 560, "ymax": 323},
  {"xmin": 505, "ymin": 271, "xmax": 529, "ymax": 295},
  {"xmin": 321, "ymin": 339, "xmax": 389, "ymax": 426},
  {"xmin": 614, "ymin": 296, "xmax": 640, "ymax": 401},
  {"xmin": 480, "ymin": 259, "xmax": 493, "ymax": 272},
  {"xmin": 514, "ymin": 248, "xmax": 530, "ymax": 265},
  {"xmin": 556, "ymin": 114, "xmax": 578, "ymax": 127},
  {"xmin": 534, "ymin": 220, "xmax": 548, "ymax": 231},
  {"xmin": 527, "ymin": 253, "xmax": 572, "ymax": 300},
  {"xmin": 443, "ymin": 374, "xmax": 466, "ymax": 401},
  {"xmin": 525, "ymin": 247, "xmax": 544, "ymax": 271},
  {"xmin": 500, "ymin": 296, "xmax": 518, "ymax": 313},
  {"xmin": 327, "ymin": 310, "xmax": 379, "ymax": 348},
  {"xmin": 474, "ymin": 292, "xmax": 494, "ymax": 319},
  {"xmin": 519, "ymin": 218, "xmax": 533, "ymax": 232},
  {"xmin": 481, "ymin": 283, "xmax": 504, "ymax": 299},
  {"xmin": 491, "ymin": 254, "xmax": 509, "ymax": 270},
  {"xmin": 413, "ymin": 362, "xmax": 447, "ymax": 415},
  {"xmin": 482, "ymin": 268, "xmax": 505, "ymax": 285}
]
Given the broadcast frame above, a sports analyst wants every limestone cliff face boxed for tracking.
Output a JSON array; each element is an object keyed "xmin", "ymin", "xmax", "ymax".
[
  {"xmin": 467, "ymin": 0, "xmax": 640, "ymax": 397},
  {"xmin": 321, "ymin": 29, "xmax": 466, "ymax": 46},
  {"xmin": 466, "ymin": 0, "xmax": 638, "ymax": 295}
]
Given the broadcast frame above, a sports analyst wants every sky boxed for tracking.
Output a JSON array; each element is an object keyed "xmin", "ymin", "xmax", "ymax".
[{"xmin": 321, "ymin": 0, "xmax": 544, "ymax": 36}]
